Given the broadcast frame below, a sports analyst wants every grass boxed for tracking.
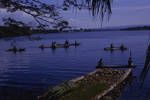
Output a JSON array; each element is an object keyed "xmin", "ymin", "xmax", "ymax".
[{"xmin": 60, "ymin": 83, "xmax": 107, "ymax": 100}]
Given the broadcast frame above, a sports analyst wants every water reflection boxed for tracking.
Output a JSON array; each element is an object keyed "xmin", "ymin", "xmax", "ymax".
[{"xmin": 0, "ymin": 31, "xmax": 149, "ymax": 100}]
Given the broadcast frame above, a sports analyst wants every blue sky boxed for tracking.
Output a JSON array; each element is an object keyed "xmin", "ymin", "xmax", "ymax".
[
  {"xmin": 0, "ymin": 0, "xmax": 150, "ymax": 28},
  {"xmin": 61, "ymin": 0, "xmax": 150, "ymax": 28}
]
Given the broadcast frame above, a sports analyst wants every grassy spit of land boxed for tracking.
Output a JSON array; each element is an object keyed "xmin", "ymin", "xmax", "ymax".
[{"xmin": 38, "ymin": 68, "xmax": 132, "ymax": 100}]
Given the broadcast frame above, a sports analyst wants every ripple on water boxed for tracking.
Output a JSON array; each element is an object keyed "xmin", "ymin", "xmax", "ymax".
[{"xmin": 0, "ymin": 31, "xmax": 149, "ymax": 100}]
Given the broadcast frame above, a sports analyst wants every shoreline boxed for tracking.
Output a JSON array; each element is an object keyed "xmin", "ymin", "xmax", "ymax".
[
  {"xmin": 0, "ymin": 29, "xmax": 149, "ymax": 39},
  {"xmin": 38, "ymin": 68, "xmax": 133, "ymax": 100}
]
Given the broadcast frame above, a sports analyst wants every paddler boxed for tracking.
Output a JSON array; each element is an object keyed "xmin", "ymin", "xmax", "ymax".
[
  {"xmin": 110, "ymin": 43, "xmax": 114, "ymax": 48},
  {"xmin": 98, "ymin": 58, "xmax": 104, "ymax": 67}
]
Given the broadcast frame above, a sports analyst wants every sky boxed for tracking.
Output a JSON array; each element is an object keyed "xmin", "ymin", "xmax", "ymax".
[
  {"xmin": 61, "ymin": 0, "xmax": 150, "ymax": 28},
  {"xmin": 0, "ymin": 0, "xmax": 150, "ymax": 28}
]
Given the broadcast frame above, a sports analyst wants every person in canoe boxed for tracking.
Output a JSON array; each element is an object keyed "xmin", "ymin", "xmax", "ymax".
[
  {"xmin": 74, "ymin": 40, "xmax": 79, "ymax": 46},
  {"xmin": 120, "ymin": 44, "xmax": 125, "ymax": 50},
  {"xmin": 51, "ymin": 41, "xmax": 56, "ymax": 48},
  {"xmin": 128, "ymin": 57, "xmax": 133, "ymax": 66},
  {"xmin": 65, "ymin": 40, "xmax": 69, "ymax": 45},
  {"xmin": 98, "ymin": 58, "xmax": 104, "ymax": 67},
  {"xmin": 110, "ymin": 43, "xmax": 114, "ymax": 48},
  {"xmin": 11, "ymin": 45, "xmax": 17, "ymax": 52},
  {"xmin": 64, "ymin": 40, "xmax": 69, "ymax": 48},
  {"xmin": 75, "ymin": 41, "xmax": 77, "ymax": 45},
  {"xmin": 39, "ymin": 44, "xmax": 44, "ymax": 49}
]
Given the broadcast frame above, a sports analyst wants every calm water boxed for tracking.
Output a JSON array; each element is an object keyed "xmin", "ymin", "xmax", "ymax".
[{"xmin": 0, "ymin": 31, "xmax": 149, "ymax": 100}]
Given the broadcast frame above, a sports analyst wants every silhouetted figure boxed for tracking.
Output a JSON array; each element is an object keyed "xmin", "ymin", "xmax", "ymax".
[
  {"xmin": 12, "ymin": 46, "xmax": 17, "ymax": 53},
  {"xmin": 64, "ymin": 40, "xmax": 69, "ymax": 48},
  {"xmin": 74, "ymin": 40, "xmax": 79, "ymax": 47},
  {"xmin": 110, "ymin": 43, "xmax": 114, "ymax": 48},
  {"xmin": 75, "ymin": 41, "xmax": 77, "ymax": 45},
  {"xmin": 40, "ymin": 44, "xmax": 44, "ymax": 49},
  {"xmin": 128, "ymin": 57, "xmax": 133, "ymax": 66},
  {"xmin": 51, "ymin": 42, "xmax": 56, "ymax": 48},
  {"xmin": 65, "ymin": 40, "xmax": 69, "ymax": 45},
  {"xmin": 98, "ymin": 58, "xmax": 104, "ymax": 67},
  {"xmin": 120, "ymin": 44, "xmax": 125, "ymax": 50}
]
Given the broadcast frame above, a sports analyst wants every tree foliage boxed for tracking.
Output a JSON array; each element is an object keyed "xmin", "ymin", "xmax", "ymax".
[
  {"xmin": 0, "ymin": 0, "xmax": 112, "ymax": 30},
  {"xmin": 63, "ymin": 0, "xmax": 112, "ymax": 20}
]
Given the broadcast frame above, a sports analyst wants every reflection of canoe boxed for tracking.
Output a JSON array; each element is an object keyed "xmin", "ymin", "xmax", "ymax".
[
  {"xmin": 104, "ymin": 47, "xmax": 128, "ymax": 51},
  {"xmin": 96, "ymin": 65, "xmax": 136, "ymax": 69},
  {"xmin": 6, "ymin": 48, "xmax": 26, "ymax": 52}
]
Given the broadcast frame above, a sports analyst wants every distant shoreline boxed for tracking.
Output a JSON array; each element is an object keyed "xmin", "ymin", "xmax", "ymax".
[{"xmin": 0, "ymin": 25, "xmax": 150, "ymax": 39}]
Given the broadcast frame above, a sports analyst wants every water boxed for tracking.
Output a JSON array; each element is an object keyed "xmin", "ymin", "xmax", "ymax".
[{"xmin": 0, "ymin": 31, "xmax": 149, "ymax": 100}]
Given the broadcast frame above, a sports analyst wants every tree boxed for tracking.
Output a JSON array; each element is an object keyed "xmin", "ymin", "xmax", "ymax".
[
  {"xmin": 63, "ymin": 0, "xmax": 112, "ymax": 20},
  {"xmin": 0, "ymin": 0, "xmax": 112, "ymax": 30}
]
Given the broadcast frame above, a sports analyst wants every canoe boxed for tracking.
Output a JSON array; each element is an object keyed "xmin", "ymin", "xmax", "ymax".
[
  {"xmin": 39, "ymin": 43, "xmax": 80, "ymax": 49},
  {"xmin": 6, "ymin": 48, "xmax": 26, "ymax": 52},
  {"xmin": 38, "ymin": 45, "xmax": 50, "ymax": 49},
  {"xmin": 56, "ymin": 43, "xmax": 80, "ymax": 46},
  {"xmin": 96, "ymin": 65, "xmax": 136, "ymax": 69},
  {"xmin": 38, "ymin": 44, "xmax": 69, "ymax": 49},
  {"xmin": 70, "ymin": 43, "xmax": 80, "ymax": 46},
  {"xmin": 104, "ymin": 47, "xmax": 128, "ymax": 51}
]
